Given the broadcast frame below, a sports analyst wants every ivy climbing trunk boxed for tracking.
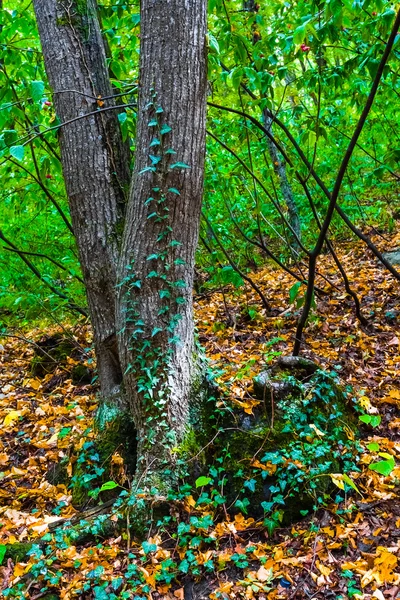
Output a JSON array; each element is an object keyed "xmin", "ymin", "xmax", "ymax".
[
  {"xmin": 116, "ymin": 0, "xmax": 207, "ymax": 484},
  {"xmin": 33, "ymin": 0, "xmax": 131, "ymax": 410}
]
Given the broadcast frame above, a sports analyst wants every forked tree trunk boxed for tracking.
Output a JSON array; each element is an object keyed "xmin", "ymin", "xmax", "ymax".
[
  {"xmin": 116, "ymin": 0, "xmax": 207, "ymax": 484},
  {"xmin": 34, "ymin": 0, "xmax": 208, "ymax": 483},
  {"xmin": 33, "ymin": 0, "xmax": 131, "ymax": 410}
]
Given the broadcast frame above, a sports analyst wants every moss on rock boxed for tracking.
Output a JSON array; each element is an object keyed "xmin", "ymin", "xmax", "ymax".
[{"xmin": 185, "ymin": 358, "xmax": 358, "ymax": 523}]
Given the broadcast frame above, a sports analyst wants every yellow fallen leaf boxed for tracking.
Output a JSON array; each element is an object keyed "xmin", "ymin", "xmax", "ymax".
[
  {"xmin": 23, "ymin": 378, "xmax": 41, "ymax": 390},
  {"xmin": 3, "ymin": 410, "xmax": 22, "ymax": 427},
  {"xmin": 316, "ymin": 560, "xmax": 332, "ymax": 577},
  {"xmin": 0, "ymin": 452, "xmax": 9, "ymax": 465},
  {"xmin": 309, "ymin": 424, "xmax": 325, "ymax": 437},
  {"xmin": 13, "ymin": 563, "xmax": 27, "ymax": 577}
]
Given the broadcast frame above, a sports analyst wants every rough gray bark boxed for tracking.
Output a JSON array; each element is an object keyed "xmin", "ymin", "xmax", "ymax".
[
  {"xmin": 32, "ymin": 0, "xmax": 131, "ymax": 405},
  {"xmin": 262, "ymin": 109, "xmax": 302, "ymax": 251},
  {"xmin": 116, "ymin": 0, "xmax": 207, "ymax": 483}
]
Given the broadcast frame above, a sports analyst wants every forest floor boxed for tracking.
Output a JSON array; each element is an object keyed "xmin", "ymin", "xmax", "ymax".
[{"xmin": 1, "ymin": 230, "xmax": 400, "ymax": 599}]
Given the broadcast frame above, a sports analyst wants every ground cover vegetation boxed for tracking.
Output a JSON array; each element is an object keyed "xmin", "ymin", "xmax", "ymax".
[{"xmin": 0, "ymin": 0, "xmax": 400, "ymax": 598}]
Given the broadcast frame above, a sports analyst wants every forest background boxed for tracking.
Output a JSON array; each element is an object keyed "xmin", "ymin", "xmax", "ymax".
[{"xmin": 1, "ymin": 0, "xmax": 400, "ymax": 599}]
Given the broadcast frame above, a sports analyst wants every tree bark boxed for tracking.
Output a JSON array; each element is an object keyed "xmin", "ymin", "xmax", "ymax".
[
  {"xmin": 116, "ymin": 0, "xmax": 207, "ymax": 483},
  {"xmin": 32, "ymin": 0, "xmax": 131, "ymax": 406},
  {"xmin": 262, "ymin": 109, "xmax": 302, "ymax": 251}
]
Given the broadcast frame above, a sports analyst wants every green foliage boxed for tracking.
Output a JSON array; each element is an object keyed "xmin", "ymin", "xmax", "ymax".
[
  {"xmin": 1, "ymin": 0, "xmax": 399, "ymax": 319},
  {"xmin": 359, "ymin": 413, "xmax": 381, "ymax": 427}
]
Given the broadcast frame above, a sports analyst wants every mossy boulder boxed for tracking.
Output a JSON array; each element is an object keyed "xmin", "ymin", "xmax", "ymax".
[{"xmin": 190, "ymin": 357, "xmax": 358, "ymax": 523}]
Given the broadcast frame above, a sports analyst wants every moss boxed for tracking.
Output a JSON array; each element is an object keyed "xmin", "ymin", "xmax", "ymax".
[
  {"xmin": 71, "ymin": 401, "xmax": 136, "ymax": 506},
  {"xmin": 5, "ymin": 542, "xmax": 36, "ymax": 562},
  {"xmin": 94, "ymin": 400, "xmax": 136, "ymax": 469},
  {"xmin": 176, "ymin": 427, "xmax": 202, "ymax": 459},
  {"xmin": 71, "ymin": 363, "xmax": 92, "ymax": 384},
  {"xmin": 56, "ymin": 16, "xmax": 69, "ymax": 26},
  {"xmin": 185, "ymin": 366, "xmax": 358, "ymax": 522}
]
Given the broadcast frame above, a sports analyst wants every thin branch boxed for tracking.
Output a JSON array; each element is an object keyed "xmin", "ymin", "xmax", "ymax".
[
  {"xmin": 3, "ymin": 246, "xmax": 84, "ymax": 284},
  {"xmin": 202, "ymin": 213, "xmax": 271, "ymax": 312},
  {"xmin": 207, "ymin": 129, "xmax": 308, "ymax": 254},
  {"xmin": 0, "ymin": 230, "xmax": 87, "ymax": 317},
  {"xmin": 293, "ymin": 7, "xmax": 400, "ymax": 354}
]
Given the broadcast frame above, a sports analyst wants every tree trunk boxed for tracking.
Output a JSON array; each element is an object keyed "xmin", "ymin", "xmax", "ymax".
[
  {"xmin": 262, "ymin": 109, "xmax": 302, "ymax": 251},
  {"xmin": 116, "ymin": 0, "xmax": 207, "ymax": 484},
  {"xmin": 32, "ymin": 0, "xmax": 131, "ymax": 409}
]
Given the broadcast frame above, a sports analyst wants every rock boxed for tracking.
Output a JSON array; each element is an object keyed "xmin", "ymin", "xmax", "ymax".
[
  {"xmin": 31, "ymin": 333, "xmax": 79, "ymax": 377},
  {"xmin": 277, "ymin": 355, "xmax": 318, "ymax": 375},
  {"xmin": 383, "ymin": 250, "xmax": 400, "ymax": 266},
  {"xmin": 253, "ymin": 355, "xmax": 319, "ymax": 404},
  {"xmin": 71, "ymin": 363, "xmax": 93, "ymax": 384},
  {"xmin": 253, "ymin": 370, "xmax": 296, "ymax": 412}
]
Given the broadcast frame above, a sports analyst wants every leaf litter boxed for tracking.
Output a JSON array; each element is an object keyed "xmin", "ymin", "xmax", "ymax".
[{"xmin": 1, "ymin": 232, "xmax": 400, "ymax": 598}]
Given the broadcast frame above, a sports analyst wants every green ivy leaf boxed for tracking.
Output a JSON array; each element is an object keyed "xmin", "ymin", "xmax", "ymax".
[
  {"xmin": 170, "ymin": 162, "xmax": 190, "ymax": 170},
  {"xmin": 142, "ymin": 541, "xmax": 157, "ymax": 554}
]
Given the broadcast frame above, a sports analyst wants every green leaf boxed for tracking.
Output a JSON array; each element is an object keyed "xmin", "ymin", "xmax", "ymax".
[
  {"xmin": 170, "ymin": 162, "xmax": 190, "ymax": 170},
  {"xmin": 142, "ymin": 541, "xmax": 157, "ymax": 554},
  {"xmin": 0, "ymin": 544, "xmax": 6, "ymax": 565},
  {"xmin": 367, "ymin": 442, "xmax": 380, "ymax": 452},
  {"xmin": 207, "ymin": 33, "xmax": 220, "ymax": 54},
  {"xmin": 30, "ymin": 80, "xmax": 45, "ymax": 102},
  {"xmin": 131, "ymin": 13, "xmax": 140, "ymax": 26},
  {"xmin": 160, "ymin": 124, "xmax": 172, "ymax": 135},
  {"xmin": 293, "ymin": 24, "xmax": 306, "ymax": 44},
  {"xmin": 244, "ymin": 478, "xmax": 257, "ymax": 493},
  {"xmin": 118, "ymin": 112, "xmax": 127, "ymax": 124},
  {"xmin": 359, "ymin": 414, "xmax": 381, "ymax": 427},
  {"xmin": 139, "ymin": 166, "xmax": 156, "ymax": 174},
  {"xmin": 369, "ymin": 456, "xmax": 395, "ymax": 477},
  {"xmin": 10, "ymin": 145, "xmax": 25, "ymax": 161},
  {"xmin": 195, "ymin": 476, "xmax": 212, "ymax": 488},
  {"xmin": 289, "ymin": 281, "xmax": 302, "ymax": 304},
  {"xmin": 99, "ymin": 481, "xmax": 119, "ymax": 492},
  {"xmin": 168, "ymin": 187, "xmax": 180, "ymax": 195},
  {"xmin": 342, "ymin": 473, "xmax": 360, "ymax": 494}
]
